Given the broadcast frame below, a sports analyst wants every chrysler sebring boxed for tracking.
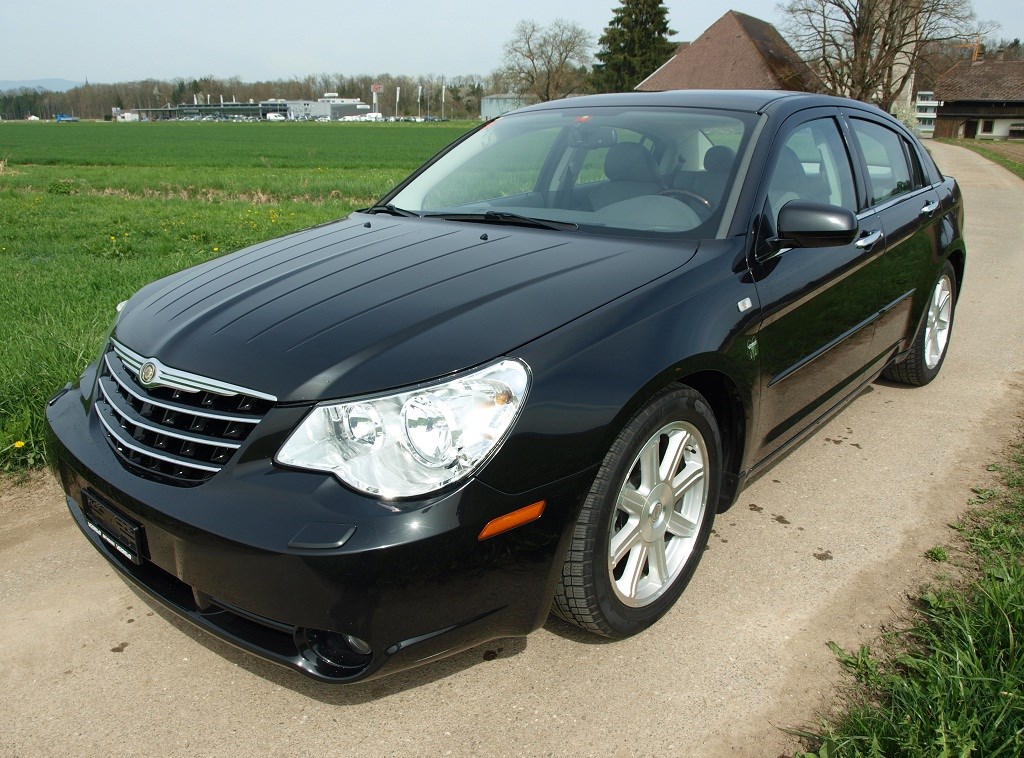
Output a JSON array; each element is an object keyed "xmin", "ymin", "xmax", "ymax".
[{"xmin": 47, "ymin": 90, "xmax": 965, "ymax": 682}]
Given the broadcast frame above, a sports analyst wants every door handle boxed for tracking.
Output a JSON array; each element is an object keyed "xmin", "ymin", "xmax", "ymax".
[
  {"xmin": 920, "ymin": 200, "xmax": 940, "ymax": 217},
  {"xmin": 855, "ymin": 229, "xmax": 883, "ymax": 249}
]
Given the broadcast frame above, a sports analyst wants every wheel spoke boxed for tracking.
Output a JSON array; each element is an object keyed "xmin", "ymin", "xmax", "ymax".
[
  {"xmin": 667, "ymin": 509, "xmax": 698, "ymax": 538},
  {"xmin": 649, "ymin": 538, "xmax": 669, "ymax": 585},
  {"xmin": 638, "ymin": 438, "xmax": 662, "ymax": 490},
  {"xmin": 609, "ymin": 520, "xmax": 642, "ymax": 568},
  {"xmin": 660, "ymin": 430, "xmax": 690, "ymax": 482},
  {"xmin": 672, "ymin": 461, "xmax": 704, "ymax": 501},
  {"xmin": 624, "ymin": 543, "xmax": 649, "ymax": 598},
  {"xmin": 618, "ymin": 486, "xmax": 646, "ymax": 517}
]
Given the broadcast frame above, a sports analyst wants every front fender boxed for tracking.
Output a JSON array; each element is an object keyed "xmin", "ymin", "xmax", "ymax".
[{"xmin": 482, "ymin": 239, "xmax": 761, "ymax": 496}]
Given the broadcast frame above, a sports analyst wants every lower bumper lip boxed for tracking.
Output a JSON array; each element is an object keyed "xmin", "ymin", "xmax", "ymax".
[{"xmin": 65, "ymin": 492, "xmax": 511, "ymax": 682}]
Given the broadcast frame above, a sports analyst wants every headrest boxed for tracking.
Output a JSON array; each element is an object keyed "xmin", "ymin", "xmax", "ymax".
[
  {"xmin": 703, "ymin": 145, "xmax": 736, "ymax": 173},
  {"xmin": 604, "ymin": 142, "xmax": 658, "ymax": 183},
  {"xmin": 775, "ymin": 146, "xmax": 805, "ymax": 184}
]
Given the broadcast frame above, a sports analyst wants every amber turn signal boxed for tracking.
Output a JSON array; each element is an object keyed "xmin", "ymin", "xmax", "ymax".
[{"xmin": 478, "ymin": 500, "xmax": 546, "ymax": 540}]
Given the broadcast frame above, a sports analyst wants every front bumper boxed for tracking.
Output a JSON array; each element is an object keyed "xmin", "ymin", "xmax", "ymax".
[{"xmin": 47, "ymin": 376, "xmax": 594, "ymax": 682}]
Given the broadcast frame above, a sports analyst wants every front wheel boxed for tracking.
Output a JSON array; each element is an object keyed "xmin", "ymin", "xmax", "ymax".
[
  {"xmin": 883, "ymin": 261, "xmax": 957, "ymax": 386},
  {"xmin": 553, "ymin": 386, "xmax": 721, "ymax": 637}
]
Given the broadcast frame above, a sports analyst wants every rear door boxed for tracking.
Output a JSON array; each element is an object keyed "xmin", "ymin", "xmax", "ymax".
[
  {"xmin": 750, "ymin": 110, "xmax": 887, "ymax": 461},
  {"xmin": 844, "ymin": 115, "xmax": 944, "ymax": 359}
]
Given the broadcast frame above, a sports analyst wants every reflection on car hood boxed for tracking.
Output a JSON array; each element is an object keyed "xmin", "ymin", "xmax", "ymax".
[{"xmin": 115, "ymin": 215, "xmax": 698, "ymax": 401}]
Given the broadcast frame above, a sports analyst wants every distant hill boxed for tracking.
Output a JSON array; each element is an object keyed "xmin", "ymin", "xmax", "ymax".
[{"xmin": 0, "ymin": 78, "xmax": 83, "ymax": 93}]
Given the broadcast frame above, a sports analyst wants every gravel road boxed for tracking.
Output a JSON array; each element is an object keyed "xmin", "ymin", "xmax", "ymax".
[{"xmin": 3, "ymin": 141, "xmax": 1023, "ymax": 757}]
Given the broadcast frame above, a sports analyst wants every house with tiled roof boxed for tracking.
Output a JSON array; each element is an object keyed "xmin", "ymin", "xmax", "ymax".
[
  {"xmin": 636, "ymin": 11, "xmax": 819, "ymax": 92},
  {"xmin": 933, "ymin": 59, "xmax": 1024, "ymax": 140}
]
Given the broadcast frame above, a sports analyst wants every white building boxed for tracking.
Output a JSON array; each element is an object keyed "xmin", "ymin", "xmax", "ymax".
[
  {"xmin": 914, "ymin": 91, "xmax": 938, "ymax": 137},
  {"xmin": 285, "ymin": 95, "xmax": 371, "ymax": 121}
]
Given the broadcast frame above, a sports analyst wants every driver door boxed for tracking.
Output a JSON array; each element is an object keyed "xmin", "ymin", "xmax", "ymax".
[{"xmin": 750, "ymin": 112, "xmax": 887, "ymax": 461}]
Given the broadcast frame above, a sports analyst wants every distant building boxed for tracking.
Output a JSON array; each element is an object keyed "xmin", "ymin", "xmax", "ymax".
[
  {"xmin": 636, "ymin": 11, "xmax": 820, "ymax": 92},
  {"xmin": 915, "ymin": 90, "xmax": 939, "ymax": 137},
  {"xmin": 286, "ymin": 96, "xmax": 371, "ymax": 121},
  {"xmin": 934, "ymin": 60, "xmax": 1024, "ymax": 139},
  {"xmin": 481, "ymin": 94, "xmax": 538, "ymax": 120},
  {"xmin": 129, "ymin": 95, "xmax": 369, "ymax": 122}
]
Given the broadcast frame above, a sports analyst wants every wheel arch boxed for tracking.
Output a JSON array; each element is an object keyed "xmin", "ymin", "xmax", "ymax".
[
  {"xmin": 678, "ymin": 370, "xmax": 747, "ymax": 512},
  {"xmin": 601, "ymin": 358, "xmax": 752, "ymax": 514},
  {"xmin": 946, "ymin": 245, "xmax": 966, "ymax": 300}
]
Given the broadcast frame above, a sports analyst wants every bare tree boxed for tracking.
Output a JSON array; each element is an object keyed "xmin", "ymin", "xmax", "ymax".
[
  {"xmin": 780, "ymin": 0, "xmax": 994, "ymax": 110},
  {"xmin": 500, "ymin": 19, "xmax": 594, "ymax": 101}
]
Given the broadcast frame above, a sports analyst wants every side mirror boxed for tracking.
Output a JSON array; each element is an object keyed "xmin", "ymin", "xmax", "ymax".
[{"xmin": 774, "ymin": 200, "xmax": 859, "ymax": 249}]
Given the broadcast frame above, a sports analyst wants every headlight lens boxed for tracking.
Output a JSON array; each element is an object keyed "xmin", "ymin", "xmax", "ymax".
[{"xmin": 275, "ymin": 359, "xmax": 530, "ymax": 498}]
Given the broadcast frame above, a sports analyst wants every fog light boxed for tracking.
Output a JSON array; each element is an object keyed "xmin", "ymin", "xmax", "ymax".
[
  {"xmin": 296, "ymin": 627, "xmax": 373, "ymax": 672},
  {"xmin": 342, "ymin": 633, "xmax": 372, "ymax": 655}
]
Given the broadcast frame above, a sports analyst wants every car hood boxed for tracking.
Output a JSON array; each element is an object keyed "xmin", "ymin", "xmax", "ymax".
[{"xmin": 114, "ymin": 215, "xmax": 698, "ymax": 402}]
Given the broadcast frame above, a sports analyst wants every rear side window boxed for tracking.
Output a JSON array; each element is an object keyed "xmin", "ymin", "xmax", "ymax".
[
  {"xmin": 902, "ymin": 137, "xmax": 925, "ymax": 188},
  {"xmin": 850, "ymin": 119, "xmax": 913, "ymax": 205}
]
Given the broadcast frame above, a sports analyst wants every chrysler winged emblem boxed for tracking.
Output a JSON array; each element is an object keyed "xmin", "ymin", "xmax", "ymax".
[{"xmin": 139, "ymin": 361, "xmax": 158, "ymax": 386}]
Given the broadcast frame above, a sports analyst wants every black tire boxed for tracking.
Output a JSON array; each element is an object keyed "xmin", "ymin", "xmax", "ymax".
[
  {"xmin": 883, "ymin": 261, "xmax": 957, "ymax": 386},
  {"xmin": 553, "ymin": 386, "xmax": 721, "ymax": 637}
]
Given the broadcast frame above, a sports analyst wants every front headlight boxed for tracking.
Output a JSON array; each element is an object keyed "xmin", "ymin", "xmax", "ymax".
[{"xmin": 275, "ymin": 359, "xmax": 530, "ymax": 498}]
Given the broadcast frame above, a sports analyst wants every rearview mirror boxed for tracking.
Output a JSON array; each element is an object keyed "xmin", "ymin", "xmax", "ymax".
[
  {"xmin": 569, "ymin": 124, "xmax": 618, "ymax": 149},
  {"xmin": 775, "ymin": 200, "xmax": 859, "ymax": 249}
]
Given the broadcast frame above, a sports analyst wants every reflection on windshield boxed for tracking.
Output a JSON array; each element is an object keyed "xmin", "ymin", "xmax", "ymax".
[{"xmin": 389, "ymin": 107, "xmax": 753, "ymax": 239}]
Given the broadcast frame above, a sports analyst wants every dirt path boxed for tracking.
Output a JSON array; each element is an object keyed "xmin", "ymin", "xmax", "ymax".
[{"xmin": 3, "ymin": 141, "xmax": 1023, "ymax": 757}]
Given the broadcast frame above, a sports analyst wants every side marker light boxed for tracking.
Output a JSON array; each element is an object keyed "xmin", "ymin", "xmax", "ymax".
[{"xmin": 478, "ymin": 501, "xmax": 546, "ymax": 541}]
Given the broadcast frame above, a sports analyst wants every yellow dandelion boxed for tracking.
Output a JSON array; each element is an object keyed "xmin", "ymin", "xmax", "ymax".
[
  {"xmin": 213, "ymin": 247, "xmax": 219, "ymax": 252},
  {"xmin": 109, "ymin": 235, "xmax": 116, "ymax": 241},
  {"xmin": 14, "ymin": 440, "xmax": 25, "ymax": 448}
]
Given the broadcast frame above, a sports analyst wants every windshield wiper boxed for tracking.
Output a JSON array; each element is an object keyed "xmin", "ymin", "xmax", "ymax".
[
  {"xmin": 430, "ymin": 210, "xmax": 577, "ymax": 231},
  {"xmin": 362, "ymin": 204, "xmax": 420, "ymax": 217}
]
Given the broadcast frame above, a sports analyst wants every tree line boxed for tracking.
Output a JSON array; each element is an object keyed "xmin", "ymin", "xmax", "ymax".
[
  {"xmin": 0, "ymin": 72, "xmax": 493, "ymax": 121},
  {"xmin": 2, "ymin": 1, "xmax": 1017, "ymax": 121}
]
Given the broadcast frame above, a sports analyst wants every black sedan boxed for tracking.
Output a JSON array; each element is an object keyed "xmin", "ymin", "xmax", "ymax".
[{"xmin": 46, "ymin": 90, "xmax": 965, "ymax": 682}]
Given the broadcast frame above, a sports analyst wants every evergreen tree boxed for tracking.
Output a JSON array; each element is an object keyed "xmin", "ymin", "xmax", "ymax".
[{"xmin": 591, "ymin": 0, "xmax": 677, "ymax": 93}]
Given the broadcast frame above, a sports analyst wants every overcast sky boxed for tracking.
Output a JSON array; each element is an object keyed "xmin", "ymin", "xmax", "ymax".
[{"xmin": 3, "ymin": 0, "xmax": 1022, "ymax": 84}]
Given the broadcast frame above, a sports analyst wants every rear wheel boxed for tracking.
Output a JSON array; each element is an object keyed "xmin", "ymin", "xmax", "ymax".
[
  {"xmin": 883, "ymin": 261, "xmax": 957, "ymax": 386},
  {"xmin": 553, "ymin": 386, "xmax": 721, "ymax": 637}
]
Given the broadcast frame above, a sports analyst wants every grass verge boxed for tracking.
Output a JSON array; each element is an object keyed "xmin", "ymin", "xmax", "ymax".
[{"xmin": 793, "ymin": 442, "xmax": 1024, "ymax": 756}]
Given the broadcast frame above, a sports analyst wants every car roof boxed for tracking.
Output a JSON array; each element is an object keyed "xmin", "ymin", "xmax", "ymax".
[{"xmin": 513, "ymin": 89, "xmax": 890, "ymax": 120}]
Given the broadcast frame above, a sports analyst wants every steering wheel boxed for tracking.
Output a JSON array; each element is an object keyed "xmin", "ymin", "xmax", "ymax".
[{"xmin": 657, "ymin": 188, "xmax": 715, "ymax": 219}]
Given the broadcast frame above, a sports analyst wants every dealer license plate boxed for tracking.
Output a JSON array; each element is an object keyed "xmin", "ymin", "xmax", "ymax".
[{"xmin": 83, "ymin": 492, "xmax": 145, "ymax": 565}]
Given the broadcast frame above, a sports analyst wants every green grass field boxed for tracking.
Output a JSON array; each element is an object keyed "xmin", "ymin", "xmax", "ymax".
[{"xmin": 0, "ymin": 120, "xmax": 474, "ymax": 472}]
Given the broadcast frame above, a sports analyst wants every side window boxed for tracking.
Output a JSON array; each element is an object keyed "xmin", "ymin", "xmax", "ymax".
[
  {"xmin": 850, "ymin": 119, "xmax": 913, "ymax": 205},
  {"xmin": 766, "ymin": 118, "xmax": 857, "ymax": 227},
  {"xmin": 902, "ymin": 137, "xmax": 926, "ymax": 189}
]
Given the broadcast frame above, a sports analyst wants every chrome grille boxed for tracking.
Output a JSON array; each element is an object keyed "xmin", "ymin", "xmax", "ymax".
[{"xmin": 95, "ymin": 340, "xmax": 276, "ymax": 486}]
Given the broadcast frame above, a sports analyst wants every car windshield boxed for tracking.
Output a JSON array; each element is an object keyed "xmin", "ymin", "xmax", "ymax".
[{"xmin": 388, "ymin": 106, "xmax": 756, "ymax": 239}]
